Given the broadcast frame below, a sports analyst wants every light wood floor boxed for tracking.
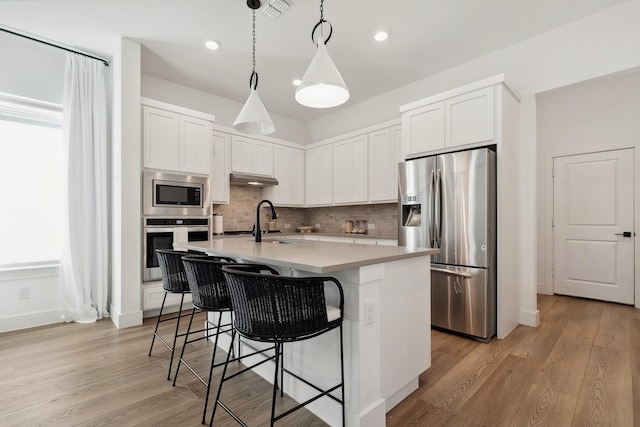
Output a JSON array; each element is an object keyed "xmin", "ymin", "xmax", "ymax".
[{"xmin": 1, "ymin": 294, "xmax": 638, "ymax": 426}]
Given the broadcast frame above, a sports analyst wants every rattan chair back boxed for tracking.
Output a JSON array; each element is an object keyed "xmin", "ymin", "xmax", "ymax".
[
  {"xmin": 181, "ymin": 256, "xmax": 236, "ymax": 311},
  {"xmin": 222, "ymin": 265, "xmax": 344, "ymax": 343}
]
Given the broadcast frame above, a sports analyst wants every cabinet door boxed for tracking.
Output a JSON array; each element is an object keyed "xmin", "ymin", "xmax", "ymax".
[
  {"xmin": 445, "ymin": 86, "xmax": 494, "ymax": 148},
  {"xmin": 306, "ymin": 145, "xmax": 332, "ymax": 205},
  {"xmin": 350, "ymin": 135, "xmax": 368, "ymax": 203},
  {"xmin": 290, "ymin": 149, "xmax": 305, "ymax": 205},
  {"xmin": 253, "ymin": 141, "xmax": 274, "ymax": 176},
  {"xmin": 212, "ymin": 131, "xmax": 231, "ymax": 203},
  {"xmin": 333, "ymin": 139, "xmax": 351, "ymax": 204},
  {"xmin": 179, "ymin": 115, "xmax": 211, "ymax": 175},
  {"xmin": 269, "ymin": 145, "xmax": 292, "ymax": 204},
  {"xmin": 317, "ymin": 145, "xmax": 333, "ymax": 205},
  {"xmin": 402, "ymin": 101, "xmax": 444, "ymax": 157},
  {"xmin": 143, "ymin": 106, "xmax": 180, "ymax": 171},
  {"xmin": 231, "ymin": 136, "xmax": 253, "ymax": 173},
  {"xmin": 369, "ymin": 128, "xmax": 396, "ymax": 202}
]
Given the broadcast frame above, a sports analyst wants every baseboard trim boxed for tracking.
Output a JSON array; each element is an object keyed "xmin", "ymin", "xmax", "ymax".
[
  {"xmin": 109, "ymin": 304, "xmax": 143, "ymax": 329},
  {"xmin": 0, "ymin": 309, "xmax": 62, "ymax": 333},
  {"xmin": 519, "ymin": 309, "xmax": 540, "ymax": 327}
]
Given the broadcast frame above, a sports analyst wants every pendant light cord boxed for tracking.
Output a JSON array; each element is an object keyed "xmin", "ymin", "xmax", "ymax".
[
  {"xmin": 249, "ymin": 9, "xmax": 259, "ymax": 90},
  {"xmin": 311, "ymin": 0, "xmax": 332, "ymax": 45}
]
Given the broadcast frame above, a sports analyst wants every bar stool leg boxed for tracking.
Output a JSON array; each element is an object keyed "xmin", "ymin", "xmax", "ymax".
[
  {"xmin": 148, "ymin": 292, "xmax": 168, "ymax": 356},
  {"xmin": 166, "ymin": 294, "xmax": 186, "ymax": 380},
  {"xmin": 210, "ymin": 329, "xmax": 237, "ymax": 427},
  {"xmin": 172, "ymin": 307, "xmax": 197, "ymax": 387},
  {"xmin": 270, "ymin": 342, "xmax": 282, "ymax": 427},
  {"xmin": 202, "ymin": 311, "xmax": 224, "ymax": 424}
]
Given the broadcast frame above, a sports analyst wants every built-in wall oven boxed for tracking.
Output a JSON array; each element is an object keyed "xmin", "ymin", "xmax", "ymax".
[{"xmin": 143, "ymin": 217, "xmax": 210, "ymax": 282}]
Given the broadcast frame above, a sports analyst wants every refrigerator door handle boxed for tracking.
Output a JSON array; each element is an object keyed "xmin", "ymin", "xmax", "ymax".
[
  {"xmin": 428, "ymin": 170, "xmax": 436, "ymax": 247},
  {"xmin": 431, "ymin": 266, "xmax": 473, "ymax": 279},
  {"xmin": 434, "ymin": 168, "xmax": 443, "ymax": 247}
]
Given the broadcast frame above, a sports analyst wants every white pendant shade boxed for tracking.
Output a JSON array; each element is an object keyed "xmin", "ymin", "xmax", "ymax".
[
  {"xmin": 233, "ymin": 88, "xmax": 275, "ymax": 135},
  {"xmin": 295, "ymin": 36, "xmax": 349, "ymax": 108}
]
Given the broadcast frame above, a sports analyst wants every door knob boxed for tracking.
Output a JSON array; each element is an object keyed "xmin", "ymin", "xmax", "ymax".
[{"xmin": 615, "ymin": 231, "xmax": 634, "ymax": 237}]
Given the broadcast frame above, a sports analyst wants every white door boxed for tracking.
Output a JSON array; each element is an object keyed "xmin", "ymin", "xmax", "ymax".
[{"xmin": 553, "ymin": 148, "xmax": 635, "ymax": 304}]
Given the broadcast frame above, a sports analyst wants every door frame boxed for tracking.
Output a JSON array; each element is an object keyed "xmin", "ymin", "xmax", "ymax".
[{"xmin": 542, "ymin": 143, "xmax": 639, "ymax": 307}]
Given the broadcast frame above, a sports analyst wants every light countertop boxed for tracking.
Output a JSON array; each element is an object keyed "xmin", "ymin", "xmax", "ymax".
[{"xmin": 176, "ymin": 238, "xmax": 437, "ymax": 274}]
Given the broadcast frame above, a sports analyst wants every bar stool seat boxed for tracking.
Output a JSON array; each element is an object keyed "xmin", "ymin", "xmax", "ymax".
[{"xmin": 213, "ymin": 264, "xmax": 346, "ymax": 427}]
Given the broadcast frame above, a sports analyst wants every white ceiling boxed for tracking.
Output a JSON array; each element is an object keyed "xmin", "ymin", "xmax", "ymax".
[{"xmin": 1, "ymin": 0, "xmax": 628, "ymax": 123}]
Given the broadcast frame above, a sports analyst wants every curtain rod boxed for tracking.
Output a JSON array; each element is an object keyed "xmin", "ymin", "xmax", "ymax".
[{"xmin": 1, "ymin": 27, "xmax": 110, "ymax": 67}]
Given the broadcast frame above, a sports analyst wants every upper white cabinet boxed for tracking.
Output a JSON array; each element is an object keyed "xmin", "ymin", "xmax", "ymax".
[
  {"xmin": 231, "ymin": 136, "xmax": 274, "ymax": 177},
  {"xmin": 446, "ymin": 87, "xmax": 494, "ymax": 148},
  {"xmin": 305, "ymin": 145, "xmax": 333, "ymax": 206},
  {"xmin": 401, "ymin": 102, "xmax": 444, "ymax": 155},
  {"xmin": 142, "ymin": 104, "xmax": 212, "ymax": 175},
  {"xmin": 369, "ymin": 125, "xmax": 402, "ymax": 202},
  {"xmin": 400, "ymin": 79, "xmax": 498, "ymax": 158},
  {"xmin": 263, "ymin": 145, "xmax": 305, "ymax": 206},
  {"xmin": 211, "ymin": 131, "xmax": 231, "ymax": 204},
  {"xmin": 333, "ymin": 135, "xmax": 368, "ymax": 204}
]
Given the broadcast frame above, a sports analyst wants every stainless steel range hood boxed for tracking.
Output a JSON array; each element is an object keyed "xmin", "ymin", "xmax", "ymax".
[{"xmin": 229, "ymin": 172, "xmax": 278, "ymax": 187}]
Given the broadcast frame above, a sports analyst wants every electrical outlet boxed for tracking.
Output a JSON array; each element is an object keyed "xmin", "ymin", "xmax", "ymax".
[
  {"xmin": 368, "ymin": 223, "xmax": 375, "ymax": 230},
  {"xmin": 18, "ymin": 287, "xmax": 30, "ymax": 300},
  {"xmin": 315, "ymin": 224, "xmax": 321, "ymax": 229},
  {"xmin": 284, "ymin": 223, "xmax": 291, "ymax": 229},
  {"xmin": 364, "ymin": 300, "xmax": 375, "ymax": 325}
]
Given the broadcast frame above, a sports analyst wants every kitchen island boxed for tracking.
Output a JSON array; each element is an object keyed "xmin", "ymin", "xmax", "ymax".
[{"xmin": 176, "ymin": 238, "xmax": 437, "ymax": 427}]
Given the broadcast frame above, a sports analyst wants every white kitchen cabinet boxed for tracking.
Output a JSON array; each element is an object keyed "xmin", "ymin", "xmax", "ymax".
[
  {"xmin": 211, "ymin": 131, "xmax": 231, "ymax": 204},
  {"xmin": 445, "ymin": 86, "xmax": 494, "ymax": 148},
  {"xmin": 263, "ymin": 145, "xmax": 305, "ymax": 206},
  {"xmin": 401, "ymin": 101, "xmax": 445, "ymax": 156},
  {"xmin": 305, "ymin": 145, "xmax": 333, "ymax": 206},
  {"xmin": 333, "ymin": 135, "xmax": 368, "ymax": 204},
  {"xmin": 231, "ymin": 135, "xmax": 274, "ymax": 176},
  {"xmin": 143, "ymin": 282, "xmax": 192, "ymax": 310},
  {"xmin": 400, "ymin": 82, "xmax": 497, "ymax": 158},
  {"xmin": 142, "ymin": 105, "xmax": 212, "ymax": 175},
  {"xmin": 368, "ymin": 125, "xmax": 401, "ymax": 202}
]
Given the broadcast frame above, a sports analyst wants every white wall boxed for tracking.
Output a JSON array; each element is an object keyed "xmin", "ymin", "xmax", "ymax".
[
  {"xmin": 536, "ymin": 70, "xmax": 640, "ymax": 299},
  {"xmin": 141, "ymin": 74, "xmax": 311, "ymax": 145},
  {"xmin": 0, "ymin": 32, "xmax": 65, "ymax": 333},
  {"xmin": 307, "ymin": 0, "xmax": 640, "ymax": 324}
]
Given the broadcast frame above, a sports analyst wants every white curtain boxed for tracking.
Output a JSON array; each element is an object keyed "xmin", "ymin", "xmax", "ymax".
[{"xmin": 60, "ymin": 53, "xmax": 109, "ymax": 323}]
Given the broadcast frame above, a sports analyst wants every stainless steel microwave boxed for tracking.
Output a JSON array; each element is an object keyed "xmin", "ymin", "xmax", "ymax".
[{"xmin": 143, "ymin": 171, "xmax": 210, "ymax": 216}]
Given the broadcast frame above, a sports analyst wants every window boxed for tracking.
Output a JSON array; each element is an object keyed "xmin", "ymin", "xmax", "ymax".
[{"xmin": 0, "ymin": 95, "xmax": 63, "ymax": 269}]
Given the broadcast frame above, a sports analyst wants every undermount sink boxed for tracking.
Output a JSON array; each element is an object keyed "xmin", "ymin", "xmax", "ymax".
[{"xmin": 249, "ymin": 238, "xmax": 296, "ymax": 244}]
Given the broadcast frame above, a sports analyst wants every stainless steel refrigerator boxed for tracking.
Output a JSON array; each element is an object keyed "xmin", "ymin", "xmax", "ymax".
[{"xmin": 398, "ymin": 147, "xmax": 496, "ymax": 341}]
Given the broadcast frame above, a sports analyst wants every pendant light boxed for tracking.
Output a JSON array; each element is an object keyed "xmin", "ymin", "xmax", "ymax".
[
  {"xmin": 234, "ymin": 0, "xmax": 275, "ymax": 135},
  {"xmin": 295, "ymin": 0, "xmax": 349, "ymax": 108}
]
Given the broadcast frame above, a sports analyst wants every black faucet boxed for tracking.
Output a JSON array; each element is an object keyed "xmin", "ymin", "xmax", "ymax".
[{"xmin": 254, "ymin": 199, "xmax": 277, "ymax": 243}]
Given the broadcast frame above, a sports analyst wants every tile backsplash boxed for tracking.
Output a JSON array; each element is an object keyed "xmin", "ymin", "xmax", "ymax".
[{"xmin": 213, "ymin": 186, "xmax": 398, "ymax": 237}]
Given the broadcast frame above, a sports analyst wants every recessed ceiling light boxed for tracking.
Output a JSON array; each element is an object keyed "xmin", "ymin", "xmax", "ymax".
[
  {"xmin": 292, "ymin": 79, "xmax": 302, "ymax": 86},
  {"xmin": 205, "ymin": 40, "xmax": 220, "ymax": 50},
  {"xmin": 374, "ymin": 31, "xmax": 388, "ymax": 42}
]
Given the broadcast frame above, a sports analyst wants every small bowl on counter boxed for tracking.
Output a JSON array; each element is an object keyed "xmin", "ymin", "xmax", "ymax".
[{"xmin": 297, "ymin": 226, "xmax": 314, "ymax": 233}]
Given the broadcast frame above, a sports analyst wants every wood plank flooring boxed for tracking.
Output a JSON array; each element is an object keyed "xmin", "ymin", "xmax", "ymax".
[
  {"xmin": 0, "ymin": 294, "xmax": 638, "ymax": 426},
  {"xmin": 387, "ymin": 294, "xmax": 640, "ymax": 426}
]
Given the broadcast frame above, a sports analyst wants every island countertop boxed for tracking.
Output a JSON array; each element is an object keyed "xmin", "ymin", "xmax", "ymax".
[{"xmin": 175, "ymin": 238, "xmax": 438, "ymax": 274}]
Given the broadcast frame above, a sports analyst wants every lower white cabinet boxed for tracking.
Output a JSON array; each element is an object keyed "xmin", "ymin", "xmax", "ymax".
[{"xmin": 142, "ymin": 282, "xmax": 192, "ymax": 310}]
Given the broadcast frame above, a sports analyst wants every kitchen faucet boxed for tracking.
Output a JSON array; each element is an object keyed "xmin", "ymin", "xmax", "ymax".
[{"xmin": 254, "ymin": 199, "xmax": 277, "ymax": 243}]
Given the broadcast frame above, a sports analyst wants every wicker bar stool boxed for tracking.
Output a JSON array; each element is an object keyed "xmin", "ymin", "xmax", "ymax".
[
  {"xmin": 172, "ymin": 255, "xmax": 236, "ymax": 424},
  {"xmin": 212, "ymin": 264, "xmax": 345, "ymax": 427},
  {"xmin": 149, "ymin": 249, "xmax": 207, "ymax": 380}
]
